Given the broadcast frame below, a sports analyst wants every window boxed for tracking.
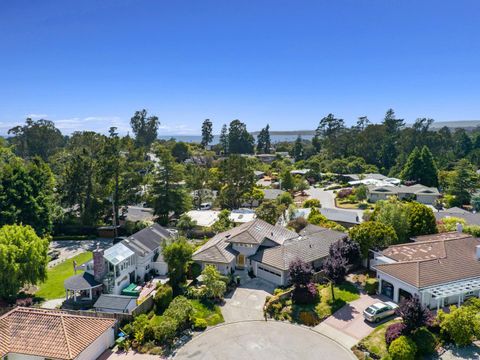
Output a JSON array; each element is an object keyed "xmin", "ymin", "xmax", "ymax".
[{"xmin": 145, "ymin": 264, "xmax": 150, "ymax": 271}]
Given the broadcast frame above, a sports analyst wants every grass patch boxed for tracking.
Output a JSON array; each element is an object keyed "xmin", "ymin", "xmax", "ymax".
[
  {"xmin": 357, "ymin": 319, "xmax": 400, "ymax": 359},
  {"xmin": 36, "ymin": 252, "xmax": 92, "ymax": 300},
  {"xmin": 190, "ymin": 299, "xmax": 224, "ymax": 326},
  {"xmin": 316, "ymin": 282, "xmax": 360, "ymax": 319}
]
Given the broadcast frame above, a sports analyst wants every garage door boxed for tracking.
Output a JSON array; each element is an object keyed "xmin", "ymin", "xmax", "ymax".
[{"xmin": 257, "ymin": 265, "xmax": 282, "ymax": 285}]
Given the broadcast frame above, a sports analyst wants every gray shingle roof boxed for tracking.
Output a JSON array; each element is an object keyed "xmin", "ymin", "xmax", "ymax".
[
  {"xmin": 250, "ymin": 225, "xmax": 347, "ymax": 270},
  {"xmin": 193, "ymin": 219, "xmax": 297, "ymax": 264},
  {"xmin": 263, "ymin": 189, "xmax": 285, "ymax": 200},
  {"xmin": 435, "ymin": 209, "xmax": 480, "ymax": 226},
  {"xmin": 64, "ymin": 272, "xmax": 102, "ymax": 291},
  {"xmin": 93, "ymin": 294, "xmax": 137, "ymax": 311},
  {"xmin": 122, "ymin": 223, "xmax": 172, "ymax": 257}
]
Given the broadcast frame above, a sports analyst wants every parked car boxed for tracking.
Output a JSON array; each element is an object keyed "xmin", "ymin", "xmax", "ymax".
[{"xmin": 363, "ymin": 301, "xmax": 398, "ymax": 323}]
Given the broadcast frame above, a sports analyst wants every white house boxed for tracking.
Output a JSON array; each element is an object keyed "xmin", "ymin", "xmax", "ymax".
[
  {"xmin": 192, "ymin": 219, "xmax": 346, "ymax": 286},
  {"xmin": 372, "ymin": 231, "xmax": 480, "ymax": 309},
  {"xmin": 367, "ymin": 184, "xmax": 441, "ymax": 205},
  {"xmin": 0, "ymin": 307, "xmax": 116, "ymax": 360},
  {"xmin": 65, "ymin": 224, "xmax": 173, "ymax": 298}
]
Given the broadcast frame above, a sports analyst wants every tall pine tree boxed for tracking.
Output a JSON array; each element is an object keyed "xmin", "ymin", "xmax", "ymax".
[{"xmin": 201, "ymin": 119, "xmax": 213, "ymax": 148}]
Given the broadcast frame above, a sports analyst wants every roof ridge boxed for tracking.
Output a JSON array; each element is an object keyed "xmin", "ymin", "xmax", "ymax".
[
  {"xmin": 12, "ymin": 307, "xmax": 116, "ymax": 322},
  {"xmin": 60, "ymin": 314, "xmax": 73, "ymax": 359}
]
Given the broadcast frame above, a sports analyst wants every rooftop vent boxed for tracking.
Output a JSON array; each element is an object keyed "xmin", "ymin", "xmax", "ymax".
[
  {"xmin": 457, "ymin": 222, "xmax": 464, "ymax": 233},
  {"xmin": 476, "ymin": 245, "xmax": 480, "ymax": 261}
]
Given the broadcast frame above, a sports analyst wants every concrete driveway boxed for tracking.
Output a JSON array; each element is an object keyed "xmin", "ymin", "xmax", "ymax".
[
  {"xmin": 306, "ymin": 187, "xmax": 336, "ymax": 207},
  {"xmin": 315, "ymin": 293, "xmax": 392, "ymax": 348},
  {"xmin": 174, "ymin": 321, "xmax": 356, "ymax": 360},
  {"xmin": 221, "ymin": 277, "xmax": 275, "ymax": 323}
]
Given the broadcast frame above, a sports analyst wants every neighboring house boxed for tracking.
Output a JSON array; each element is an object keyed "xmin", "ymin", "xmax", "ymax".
[
  {"xmin": 367, "ymin": 184, "xmax": 441, "ymax": 205},
  {"xmin": 0, "ymin": 307, "xmax": 116, "ymax": 360},
  {"xmin": 119, "ymin": 205, "xmax": 155, "ymax": 225},
  {"xmin": 290, "ymin": 169, "xmax": 310, "ymax": 176},
  {"xmin": 186, "ymin": 209, "xmax": 257, "ymax": 227},
  {"xmin": 254, "ymin": 170, "xmax": 266, "ymax": 179},
  {"xmin": 186, "ymin": 210, "xmax": 221, "ymax": 228},
  {"xmin": 229, "ymin": 209, "xmax": 256, "ymax": 224},
  {"xmin": 255, "ymin": 154, "xmax": 277, "ymax": 163},
  {"xmin": 65, "ymin": 224, "xmax": 173, "ymax": 298},
  {"xmin": 192, "ymin": 219, "xmax": 346, "ymax": 286},
  {"xmin": 93, "ymin": 294, "xmax": 137, "ymax": 313},
  {"xmin": 372, "ymin": 231, "xmax": 480, "ymax": 309},
  {"xmin": 263, "ymin": 189, "xmax": 285, "ymax": 201},
  {"xmin": 290, "ymin": 207, "xmax": 360, "ymax": 228},
  {"xmin": 435, "ymin": 207, "xmax": 480, "ymax": 226},
  {"xmin": 343, "ymin": 173, "xmax": 389, "ymax": 182}
]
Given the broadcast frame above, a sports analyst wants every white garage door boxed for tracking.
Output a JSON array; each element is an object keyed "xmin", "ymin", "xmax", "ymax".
[
  {"xmin": 154, "ymin": 261, "xmax": 168, "ymax": 275},
  {"xmin": 257, "ymin": 265, "xmax": 282, "ymax": 285}
]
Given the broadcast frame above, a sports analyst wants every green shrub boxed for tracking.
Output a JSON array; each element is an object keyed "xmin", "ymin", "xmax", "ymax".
[
  {"xmin": 152, "ymin": 316, "xmax": 177, "ymax": 345},
  {"xmin": 438, "ymin": 306, "xmax": 480, "ymax": 346},
  {"xmin": 154, "ymin": 284, "xmax": 173, "ymax": 314},
  {"xmin": 193, "ymin": 318, "xmax": 208, "ymax": 331},
  {"xmin": 298, "ymin": 311, "xmax": 320, "ymax": 326},
  {"xmin": 364, "ymin": 278, "xmax": 378, "ymax": 295},
  {"xmin": 464, "ymin": 225, "xmax": 480, "ymax": 237},
  {"xmin": 163, "ymin": 296, "xmax": 194, "ymax": 329},
  {"xmin": 303, "ymin": 199, "xmax": 320, "ymax": 208},
  {"xmin": 388, "ymin": 336, "xmax": 417, "ymax": 360},
  {"xmin": 189, "ymin": 262, "xmax": 202, "ymax": 279},
  {"xmin": 412, "ymin": 327, "xmax": 436, "ymax": 355}
]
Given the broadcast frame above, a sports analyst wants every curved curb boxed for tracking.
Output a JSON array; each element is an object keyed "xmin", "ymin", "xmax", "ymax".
[{"xmin": 174, "ymin": 319, "xmax": 357, "ymax": 360}]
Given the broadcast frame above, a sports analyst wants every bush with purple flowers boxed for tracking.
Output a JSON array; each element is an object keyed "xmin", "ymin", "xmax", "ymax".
[{"xmin": 385, "ymin": 322, "xmax": 406, "ymax": 347}]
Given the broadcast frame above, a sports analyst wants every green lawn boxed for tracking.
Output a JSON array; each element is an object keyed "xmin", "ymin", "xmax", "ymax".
[
  {"xmin": 190, "ymin": 299, "xmax": 224, "ymax": 326},
  {"xmin": 357, "ymin": 319, "xmax": 400, "ymax": 358},
  {"xmin": 36, "ymin": 251, "xmax": 93, "ymax": 300}
]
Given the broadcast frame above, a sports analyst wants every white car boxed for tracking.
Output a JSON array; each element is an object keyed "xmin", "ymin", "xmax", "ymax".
[{"xmin": 363, "ymin": 301, "xmax": 398, "ymax": 323}]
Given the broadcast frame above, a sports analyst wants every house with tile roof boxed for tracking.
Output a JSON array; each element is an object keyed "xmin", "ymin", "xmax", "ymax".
[
  {"xmin": 192, "ymin": 220, "xmax": 346, "ymax": 285},
  {"xmin": 372, "ymin": 231, "xmax": 480, "ymax": 309},
  {"xmin": 0, "ymin": 307, "xmax": 116, "ymax": 360}
]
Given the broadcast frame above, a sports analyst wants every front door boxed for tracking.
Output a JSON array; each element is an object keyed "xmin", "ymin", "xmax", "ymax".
[{"xmin": 237, "ymin": 254, "xmax": 245, "ymax": 268}]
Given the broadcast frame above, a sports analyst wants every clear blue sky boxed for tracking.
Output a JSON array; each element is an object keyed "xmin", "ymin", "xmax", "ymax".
[{"xmin": 1, "ymin": 0, "xmax": 479, "ymax": 135}]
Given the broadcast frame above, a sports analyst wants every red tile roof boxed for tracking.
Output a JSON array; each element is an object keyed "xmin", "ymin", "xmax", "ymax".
[
  {"xmin": 376, "ymin": 234, "xmax": 480, "ymax": 288},
  {"xmin": 0, "ymin": 307, "xmax": 116, "ymax": 359}
]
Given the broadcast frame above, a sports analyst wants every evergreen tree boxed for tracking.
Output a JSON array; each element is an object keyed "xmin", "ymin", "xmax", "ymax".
[
  {"xmin": 400, "ymin": 147, "xmax": 423, "ymax": 183},
  {"xmin": 256, "ymin": 124, "xmax": 271, "ymax": 154},
  {"xmin": 0, "ymin": 148, "xmax": 55, "ymax": 236},
  {"xmin": 448, "ymin": 159, "xmax": 477, "ymax": 206},
  {"xmin": 293, "ymin": 136, "xmax": 304, "ymax": 161},
  {"xmin": 201, "ymin": 119, "xmax": 213, "ymax": 148},
  {"xmin": 219, "ymin": 124, "xmax": 229, "ymax": 155},
  {"xmin": 228, "ymin": 120, "xmax": 254, "ymax": 154},
  {"xmin": 130, "ymin": 109, "xmax": 160, "ymax": 148},
  {"xmin": 420, "ymin": 146, "xmax": 439, "ymax": 187},
  {"xmin": 281, "ymin": 170, "xmax": 295, "ymax": 192},
  {"xmin": 152, "ymin": 147, "xmax": 191, "ymax": 225},
  {"xmin": 218, "ymin": 155, "xmax": 254, "ymax": 209}
]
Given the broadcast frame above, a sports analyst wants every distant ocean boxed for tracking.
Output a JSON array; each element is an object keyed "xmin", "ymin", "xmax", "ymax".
[{"xmin": 158, "ymin": 134, "xmax": 314, "ymax": 144}]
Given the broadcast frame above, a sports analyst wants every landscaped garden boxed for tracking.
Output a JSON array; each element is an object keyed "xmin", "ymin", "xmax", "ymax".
[
  {"xmin": 266, "ymin": 281, "xmax": 360, "ymax": 326},
  {"xmin": 35, "ymin": 251, "xmax": 93, "ymax": 300},
  {"xmin": 334, "ymin": 186, "xmax": 372, "ymax": 210},
  {"xmin": 265, "ymin": 238, "xmax": 362, "ymax": 327}
]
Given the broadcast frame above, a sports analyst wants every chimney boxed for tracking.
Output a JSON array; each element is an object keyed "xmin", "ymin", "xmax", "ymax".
[
  {"xmin": 456, "ymin": 222, "xmax": 464, "ymax": 233},
  {"xmin": 476, "ymin": 245, "xmax": 480, "ymax": 261},
  {"xmin": 93, "ymin": 246, "xmax": 106, "ymax": 282}
]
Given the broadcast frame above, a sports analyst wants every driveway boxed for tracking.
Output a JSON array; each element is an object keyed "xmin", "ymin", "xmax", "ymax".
[
  {"xmin": 221, "ymin": 277, "xmax": 275, "ymax": 323},
  {"xmin": 174, "ymin": 321, "xmax": 356, "ymax": 360},
  {"xmin": 306, "ymin": 187, "xmax": 336, "ymax": 208},
  {"xmin": 49, "ymin": 238, "xmax": 112, "ymax": 268},
  {"xmin": 315, "ymin": 293, "xmax": 391, "ymax": 348}
]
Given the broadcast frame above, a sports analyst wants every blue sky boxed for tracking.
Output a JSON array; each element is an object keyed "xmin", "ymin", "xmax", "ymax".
[{"xmin": 1, "ymin": 0, "xmax": 479, "ymax": 135}]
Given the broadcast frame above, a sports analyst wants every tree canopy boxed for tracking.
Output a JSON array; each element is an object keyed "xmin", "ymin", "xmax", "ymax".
[{"xmin": 0, "ymin": 224, "xmax": 49, "ymax": 300}]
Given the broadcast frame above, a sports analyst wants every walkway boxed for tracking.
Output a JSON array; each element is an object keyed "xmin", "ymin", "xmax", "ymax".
[
  {"xmin": 174, "ymin": 321, "xmax": 356, "ymax": 360},
  {"xmin": 315, "ymin": 293, "xmax": 390, "ymax": 348}
]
